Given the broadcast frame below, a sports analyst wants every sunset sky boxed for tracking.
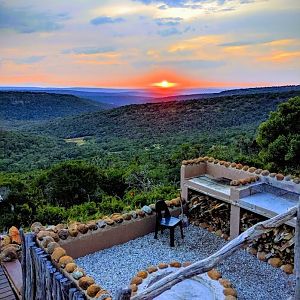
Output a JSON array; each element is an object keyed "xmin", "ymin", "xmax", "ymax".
[{"xmin": 0, "ymin": 0, "xmax": 299, "ymax": 89}]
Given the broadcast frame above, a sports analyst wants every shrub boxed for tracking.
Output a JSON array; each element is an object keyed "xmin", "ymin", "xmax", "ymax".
[
  {"xmin": 36, "ymin": 205, "xmax": 67, "ymax": 225},
  {"xmin": 98, "ymin": 196, "xmax": 129, "ymax": 215},
  {"xmin": 67, "ymin": 201, "xmax": 100, "ymax": 222}
]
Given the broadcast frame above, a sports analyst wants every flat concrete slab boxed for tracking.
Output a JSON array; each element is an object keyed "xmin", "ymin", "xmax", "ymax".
[
  {"xmin": 187, "ymin": 176, "xmax": 234, "ymax": 203},
  {"xmin": 239, "ymin": 192, "xmax": 297, "ymax": 227}
]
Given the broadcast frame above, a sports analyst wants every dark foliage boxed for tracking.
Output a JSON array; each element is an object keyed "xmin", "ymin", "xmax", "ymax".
[{"xmin": 257, "ymin": 96, "xmax": 300, "ymax": 173}]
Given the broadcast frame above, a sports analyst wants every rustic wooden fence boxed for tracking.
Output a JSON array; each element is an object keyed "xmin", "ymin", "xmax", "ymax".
[
  {"xmin": 118, "ymin": 199, "xmax": 300, "ymax": 300},
  {"xmin": 20, "ymin": 230, "xmax": 86, "ymax": 300}
]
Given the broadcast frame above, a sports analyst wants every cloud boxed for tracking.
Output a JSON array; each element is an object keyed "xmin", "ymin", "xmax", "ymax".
[
  {"xmin": 0, "ymin": 4, "xmax": 67, "ymax": 33},
  {"xmin": 135, "ymin": 0, "xmax": 196, "ymax": 8},
  {"xmin": 163, "ymin": 59, "xmax": 224, "ymax": 68},
  {"xmin": 169, "ymin": 35, "xmax": 224, "ymax": 52},
  {"xmin": 14, "ymin": 56, "xmax": 45, "ymax": 64},
  {"xmin": 155, "ymin": 17, "xmax": 183, "ymax": 26},
  {"xmin": 158, "ymin": 27, "xmax": 182, "ymax": 36},
  {"xmin": 219, "ymin": 38, "xmax": 299, "ymax": 48},
  {"xmin": 63, "ymin": 46, "xmax": 116, "ymax": 55},
  {"xmin": 219, "ymin": 41, "xmax": 260, "ymax": 47},
  {"xmin": 258, "ymin": 51, "xmax": 300, "ymax": 63},
  {"xmin": 133, "ymin": 58, "xmax": 224, "ymax": 69},
  {"xmin": 135, "ymin": 0, "xmax": 254, "ymax": 8},
  {"xmin": 158, "ymin": 26, "xmax": 194, "ymax": 36},
  {"xmin": 90, "ymin": 16, "xmax": 125, "ymax": 25}
]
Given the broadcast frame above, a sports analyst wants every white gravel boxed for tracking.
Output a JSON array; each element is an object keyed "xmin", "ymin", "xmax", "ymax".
[{"xmin": 75, "ymin": 225, "xmax": 296, "ymax": 299}]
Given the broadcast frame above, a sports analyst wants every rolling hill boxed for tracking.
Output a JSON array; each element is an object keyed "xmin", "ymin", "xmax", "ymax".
[
  {"xmin": 2, "ymin": 88, "xmax": 299, "ymax": 173},
  {"xmin": 28, "ymin": 90, "xmax": 300, "ymax": 141},
  {"xmin": 159, "ymin": 85, "xmax": 300, "ymax": 102},
  {"xmin": 0, "ymin": 91, "xmax": 113, "ymax": 127}
]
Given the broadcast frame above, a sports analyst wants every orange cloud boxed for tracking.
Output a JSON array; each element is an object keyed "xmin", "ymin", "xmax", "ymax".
[
  {"xmin": 168, "ymin": 35, "xmax": 224, "ymax": 53},
  {"xmin": 258, "ymin": 51, "xmax": 300, "ymax": 63},
  {"xmin": 75, "ymin": 59, "xmax": 125, "ymax": 65},
  {"xmin": 263, "ymin": 39, "xmax": 298, "ymax": 47}
]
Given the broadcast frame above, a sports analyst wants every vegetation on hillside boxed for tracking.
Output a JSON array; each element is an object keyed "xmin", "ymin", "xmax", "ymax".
[
  {"xmin": 257, "ymin": 96, "xmax": 300, "ymax": 173},
  {"xmin": 0, "ymin": 89, "xmax": 299, "ymax": 231},
  {"xmin": 0, "ymin": 91, "xmax": 109, "ymax": 128}
]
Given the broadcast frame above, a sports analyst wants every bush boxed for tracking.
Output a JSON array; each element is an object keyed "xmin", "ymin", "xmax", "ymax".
[
  {"xmin": 67, "ymin": 201, "xmax": 100, "ymax": 222},
  {"xmin": 36, "ymin": 205, "xmax": 67, "ymax": 225},
  {"xmin": 124, "ymin": 185, "xmax": 178, "ymax": 208},
  {"xmin": 98, "ymin": 196, "xmax": 129, "ymax": 215}
]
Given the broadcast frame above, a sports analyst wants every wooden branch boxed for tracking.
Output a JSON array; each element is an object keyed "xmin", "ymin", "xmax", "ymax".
[
  {"xmin": 131, "ymin": 206, "xmax": 297, "ymax": 300},
  {"xmin": 295, "ymin": 198, "xmax": 300, "ymax": 300}
]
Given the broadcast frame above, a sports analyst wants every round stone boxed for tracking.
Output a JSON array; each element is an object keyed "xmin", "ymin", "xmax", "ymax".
[{"xmin": 142, "ymin": 205, "xmax": 152, "ymax": 215}]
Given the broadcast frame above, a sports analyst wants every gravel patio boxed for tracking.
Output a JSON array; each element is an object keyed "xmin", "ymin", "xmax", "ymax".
[{"xmin": 75, "ymin": 225, "xmax": 296, "ymax": 299}]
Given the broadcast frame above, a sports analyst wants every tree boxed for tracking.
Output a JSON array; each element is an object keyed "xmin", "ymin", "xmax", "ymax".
[
  {"xmin": 35, "ymin": 161, "xmax": 104, "ymax": 207},
  {"xmin": 256, "ymin": 96, "xmax": 300, "ymax": 174}
]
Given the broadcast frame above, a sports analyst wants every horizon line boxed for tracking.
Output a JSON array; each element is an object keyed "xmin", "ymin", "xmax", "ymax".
[{"xmin": 0, "ymin": 84, "xmax": 299, "ymax": 90}]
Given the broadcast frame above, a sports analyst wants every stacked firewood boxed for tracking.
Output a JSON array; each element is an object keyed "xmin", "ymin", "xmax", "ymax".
[
  {"xmin": 248, "ymin": 225, "xmax": 295, "ymax": 266},
  {"xmin": 240, "ymin": 209, "xmax": 295, "ymax": 272},
  {"xmin": 240, "ymin": 210, "xmax": 265, "ymax": 233},
  {"xmin": 188, "ymin": 193, "xmax": 230, "ymax": 239}
]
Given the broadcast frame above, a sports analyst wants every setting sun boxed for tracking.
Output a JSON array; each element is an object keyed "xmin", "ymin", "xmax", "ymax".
[{"xmin": 152, "ymin": 80, "xmax": 177, "ymax": 88}]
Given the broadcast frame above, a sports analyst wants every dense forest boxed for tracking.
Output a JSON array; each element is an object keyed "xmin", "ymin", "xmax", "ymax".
[{"xmin": 0, "ymin": 88, "xmax": 299, "ymax": 231}]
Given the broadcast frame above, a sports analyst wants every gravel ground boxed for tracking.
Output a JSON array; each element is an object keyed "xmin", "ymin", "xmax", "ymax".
[{"xmin": 75, "ymin": 225, "xmax": 296, "ymax": 299}]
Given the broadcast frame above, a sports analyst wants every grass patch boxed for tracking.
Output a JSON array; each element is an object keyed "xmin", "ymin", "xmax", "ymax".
[{"xmin": 64, "ymin": 137, "xmax": 86, "ymax": 145}]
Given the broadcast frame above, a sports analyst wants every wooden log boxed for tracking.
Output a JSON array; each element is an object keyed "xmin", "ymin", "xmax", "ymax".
[
  {"xmin": 131, "ymin": 206, "xmax": 297, "ymax": 300},
  {"xmin": 295, "ymin": 198, "xmax": 300, "ymax": 300}
]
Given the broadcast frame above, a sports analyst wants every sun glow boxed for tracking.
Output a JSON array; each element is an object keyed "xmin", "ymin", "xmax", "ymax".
[{"xmin": 152, "ymin": 80, "xmax": 177, "ymax": 88}]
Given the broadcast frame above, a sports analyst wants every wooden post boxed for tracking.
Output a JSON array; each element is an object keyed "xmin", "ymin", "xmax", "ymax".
[{"xmin": 295, "ymin": 197, "xmax": 300, "ymax": 300}]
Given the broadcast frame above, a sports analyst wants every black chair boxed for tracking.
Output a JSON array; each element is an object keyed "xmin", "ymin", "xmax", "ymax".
[{"xmin": 154, "ymin": 200, "xmax": 184, "ymax": 247}]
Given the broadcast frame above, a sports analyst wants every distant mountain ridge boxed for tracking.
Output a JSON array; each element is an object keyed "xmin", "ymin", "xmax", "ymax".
[
  {"xmin": 28, "ymin": 89, "xmax": 300, "ymax": 141},
  {"xmin": 158, "ymin": 85, "xmax": 300, "ymax": 102},
  {"xmin": 1, "ymin": 85, "xmax": 299, "ymax": 106},
  {"xmin": 0, "ymin": 91, "xmax": 112, "ymax": 126}
]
